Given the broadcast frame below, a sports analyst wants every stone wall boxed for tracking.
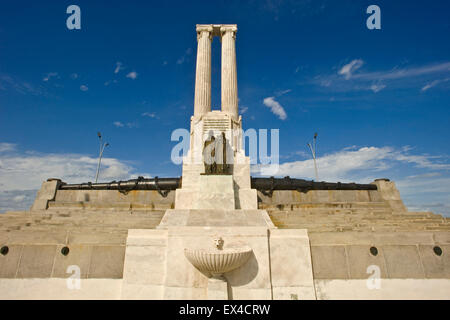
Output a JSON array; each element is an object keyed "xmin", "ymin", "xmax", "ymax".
[
  {"xmin": 309, "ymin": 231, "xmax": 450, "ymax": 280},
  {"xmin": 43, "ymin": 188, "xmax": 390, "ymax": 211},
  {"xmin": 49, "ymin": 189, "xmax": 175, "ymax": 210},
  {"xmin": 0, "ymin": 242, "xmax": 125, "ymax": 279}
]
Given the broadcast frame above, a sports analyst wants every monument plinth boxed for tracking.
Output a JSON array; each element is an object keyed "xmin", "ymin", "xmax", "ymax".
[{"xmin": 120, "ymin": 24, "xmax": 316, "ymax": 300}]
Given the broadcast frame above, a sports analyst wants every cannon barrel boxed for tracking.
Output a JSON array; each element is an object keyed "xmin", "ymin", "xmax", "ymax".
[
  {"xmin": 58, "ymin": 176, "xmax": 377, "ymax": 192},
  {"xmin": 251, "ymin": 177, "xmax": 377, "ymax": 191},
  {"xmin": 59, "ymin": 177, "xmax": 181, "ymax": 191}
]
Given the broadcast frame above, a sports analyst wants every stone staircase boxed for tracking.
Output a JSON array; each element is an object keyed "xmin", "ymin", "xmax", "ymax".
[
  {"xmin": 267, "ymin": 202, "xmax": 449, "ymax": 233},
  {"xmin": 1, "ymin": 202, "xmax": 448, "ymax": 239},
  {"xmin": 0, "ymin": 209, "xmax": 166, "ymax": 244}
]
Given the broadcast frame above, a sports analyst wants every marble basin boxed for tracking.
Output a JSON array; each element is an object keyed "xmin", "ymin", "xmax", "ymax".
[{"xmin": 184, "ymin": 247, "xmax": 253, "ymax": 276}]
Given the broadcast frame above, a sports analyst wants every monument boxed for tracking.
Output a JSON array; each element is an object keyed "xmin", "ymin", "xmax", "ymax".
[
  {"xmin": 0, "ymin": 24, "xmax": 448, "ymax": 300},
  {"xmin": 120, "ymin": 24, "xmax": 315, "ymax": 300}
]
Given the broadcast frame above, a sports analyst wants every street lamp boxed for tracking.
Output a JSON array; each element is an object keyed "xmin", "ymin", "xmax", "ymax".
[
  {"xmin": 95, "ymin": 132, "xmax": 109, "ymax": 183},
  {"xmin": 307, "ymin": 133, "xmax": 319, "ymax": 181}
]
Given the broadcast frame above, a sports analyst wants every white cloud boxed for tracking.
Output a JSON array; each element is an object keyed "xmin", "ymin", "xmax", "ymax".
[
  {"xmin": 43, "ymin": 72, "xmax": 58, "ymax": 82},
  {"xmin": 315, "ymin": 61, "xmax": 450, "ymax": 93},
  {"xmin": 257, "ymin": 146, "xmax": 391, "ymax": 181},
  {"xmin": 353, "ymin": 62, "xmax": 450, "ymax": 81},
  {"xmin": 338, "ymin": 59, "xmax": 364, "ymax": 79},
  {"xmin": 370, "ymin": 83, "xmax": 386, "ymax": 93},
  {"xmin": 252, "ymin": 145, "xmax": 450, "ymax": 216},
  {"xmin": 275, "ymin": 89, "xmax": 292, "ymax": 96},
  {"xmin": 0, "ymin": 190, "xmax": 37, "ymax": 213},
  {"xmin": 70, "ymin": 73, "xmax": 79, "ymax": 79},
  {"xmin": 80, "ymin": 85, "xmax": 88, "ymax": 91},
  {"xmin": 114, "ymin": 62, "xmax": 124, "ymax": 74},
  {"xmin": 126, "ymin": 71, "xmax": 138, "ymax": 80},
  {"xmin": 421, "ymin": 78, "xmax": 450, "ymax": 91},
  {"xmin": 254, "ymin": 146, "xmax": 449, "ymax": 181},
  {"xmin": 0, "ymin": 143, "xmax": 16, "ymax": 153},
  {"xmin": 177, "ymin": 48, "xmax": 193, "ymax": 65},
  {"xmin": 0, "ymin": 143, "xmax": 149, "ymax": 212},
  {"xmin": 0, "ymin": 74, "xmax": 45, "ymax": 96},
  {"xmin": 142, "ymin": 112, "xmax": 157, "ymax": 118},
  {"xmin": 0, "ymin": 151, "xmax": 138, "ymax": 192},
  {"xmin": 13, "ymin": 194, "xmax": 26, "ymax": 202},
  {"xmin": 263, "ymin": 97, "xmax": 287, "ymax": 120},
  {"xmin": 113, "ymin": 121, "xmax": 137, "ymax": 128},
  {"xmin": 240, "ymin": 106, "xmax": 249, "ymax": 114}
]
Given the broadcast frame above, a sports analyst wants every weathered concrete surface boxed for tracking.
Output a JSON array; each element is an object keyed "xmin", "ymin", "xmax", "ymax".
[
  {"xmin": 0, "ymin": 243, "xmax": 125, "ymax": 279},
  {"xmin": 51, "ymin": 189, "xmax": 175, "ymax": 210},
  {"xmin": 315, "ymin": 279, "xmax": 450, "ymax": 300},
  {"xmin": 309, "ymin": 232, "xmax": 450, "ymax": 280},
  {"xmin": 158, "ymin": 209, "xmax": 275, "ymax": 228},
  {"xmin": 31, "ymin": 179, "xmax": 61, "ymax": 211},
  {"xmin": 121, "ymin": 227, "xmax": 315, "ymax": 300},
  {"xmin": 269, "ymin": 229, "xmax": 316, "ymax": 300},
  {"xmin": 0, "ymin": 210, "xmax": 165, "ymax": 279},
  {"xmin": 0, "ymin": 279, "xmax": 122, "ymax": 300}
]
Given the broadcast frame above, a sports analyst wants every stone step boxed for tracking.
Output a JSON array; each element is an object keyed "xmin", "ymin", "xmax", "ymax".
[{"xmin": 261, "ymin": 201, "xmax": 390, "ymax": 209}]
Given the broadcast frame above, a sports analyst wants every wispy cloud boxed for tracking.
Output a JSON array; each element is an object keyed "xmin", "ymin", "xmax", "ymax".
[
  {"xmin": 177, "ymin": 48, "xmax": 193, "ymax": 65},
  {"xmin": 370, "ymin": 83, "xmax": 386, "ymax": 93},
  {"xmin": 263, "ymin": 97, "xmax": 287, "ymax": 120},
  {"xmin": 104, "ymin": 80, "xmax": 118, "ymax": 86},
  {"xmin": 275, "ymin": 89, "xmax": 292, "ymax": 96},
  {"xmin": 142, "ymin": 112, "xmax": 157, "ymax": 118},
  {"xmin": 126, "ymin": 71, "xmax": 138, "ymax": 80},
  {"xmin": 113, "ymin": 121, "xmax": 137, "ymax": 128},
  {"xmin": 80, "ymin": 84, "xmax": 88, "ymax": 91},
  {"xmin": 42, "ymin": 72, "xmax": 58, "ymax": 82},
  {"xmin": 314, "ymin": 61, "xmax": 450, "ymax": 93},
  {"xmin": 114, "ymin": 61, "xmax": 124, "ymax": 74},
  {"xmin": 352, "ymin": 62, "xmax": 450, "ymax": 81},
  {"xmin": 0, "ymin": 143, "xmax": 16, "ymax": 153},
  {"xmin": 338, "ymin": 59, "xmax": 364, "ymax": 79},
  {"xmin": 421, "ymin": 78, "xmax": 450, "ymax": 91},
  {"xmin": 0, "ymin": 74, "xmax": 45, "ymax": 96}
]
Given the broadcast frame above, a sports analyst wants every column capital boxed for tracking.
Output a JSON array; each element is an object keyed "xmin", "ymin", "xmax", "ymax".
[
  {"xmin": 220, "ymin": 25, "xmax": 237, "ymax": 39},
  {"xmin": 196, "ymin": 25, "xmax": 213, "ymax": 40}
]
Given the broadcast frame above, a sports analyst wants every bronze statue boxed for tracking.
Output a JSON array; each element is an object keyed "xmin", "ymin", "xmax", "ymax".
[{"xmin": 203, "ymin": 132, "xmax": 229, "ymax": 175}]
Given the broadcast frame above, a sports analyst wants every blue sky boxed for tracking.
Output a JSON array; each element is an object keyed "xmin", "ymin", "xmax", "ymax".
[{"xmin": 0, "ymin": 0, "xmax": 449, "ymax": 215}]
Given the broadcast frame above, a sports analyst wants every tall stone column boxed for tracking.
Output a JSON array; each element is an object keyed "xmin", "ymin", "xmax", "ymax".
[
  {"xmin": 220, "ymin": 25, "xmax": 238, "ymax": 119},
  {"xmin": 194, "ymin": 25, "xmax": 213, "ymax": 118}
]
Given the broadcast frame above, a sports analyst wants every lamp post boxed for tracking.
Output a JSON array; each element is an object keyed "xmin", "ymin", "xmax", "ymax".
[
  {"xmin": 307, "ymin": 133, "xmax": 319, "ymax": 181},
  {"xmin": 95, "ymin": 132, "xmax": 109, "ymax": 183}
]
